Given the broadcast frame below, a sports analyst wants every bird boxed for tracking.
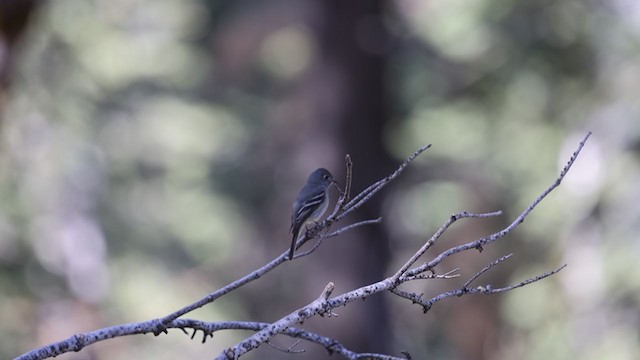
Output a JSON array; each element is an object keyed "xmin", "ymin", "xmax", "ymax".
[{"xmin": 289, "ymin": 168, "xmax": 335, "ymax": 260}]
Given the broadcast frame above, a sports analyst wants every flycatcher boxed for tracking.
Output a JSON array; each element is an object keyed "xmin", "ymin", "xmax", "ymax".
[{"xmin": 289, "ymin": 168, "xmax": 335, "ymax": 260}]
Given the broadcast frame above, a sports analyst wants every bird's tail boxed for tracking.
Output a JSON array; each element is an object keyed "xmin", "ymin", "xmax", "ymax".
[{"xmin": 289, "ymin": 228, "xmax": 300, "ymax": 260}]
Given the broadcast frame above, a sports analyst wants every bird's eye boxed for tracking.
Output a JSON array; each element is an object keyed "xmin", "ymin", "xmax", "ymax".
[{"xmin": 323, "ymin": 175, "xmax": 329, "ymax": 180}]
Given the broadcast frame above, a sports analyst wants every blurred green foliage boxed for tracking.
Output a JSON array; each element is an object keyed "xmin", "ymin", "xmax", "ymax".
[{"xmin": 1, "ymin": 0, "xmax": 639, "ymax": 359}]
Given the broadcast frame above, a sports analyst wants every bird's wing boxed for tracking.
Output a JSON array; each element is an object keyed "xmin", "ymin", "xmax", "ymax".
[{"xmin": 292, "ymin": 190, "xmax": 326, "ymax": 227}]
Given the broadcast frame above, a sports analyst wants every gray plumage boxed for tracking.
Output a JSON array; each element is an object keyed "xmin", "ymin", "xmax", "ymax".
[{"xmin": 289, "ymin": 168, "xmax": 334, "ymax": 260}]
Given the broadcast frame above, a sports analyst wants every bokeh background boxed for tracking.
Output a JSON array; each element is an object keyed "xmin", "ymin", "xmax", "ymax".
[{"xmin": 1, "ymin": 0, "xmax": 638, "ymax": 359}]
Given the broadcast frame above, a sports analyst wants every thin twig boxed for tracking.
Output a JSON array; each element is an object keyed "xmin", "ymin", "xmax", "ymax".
[
  {"xmin": 324, "ymin": 218, "xmax": 382, "ymax": 239},
  {"xmin": 337, "ymin": 144, "xmax": 432, "ymax": 222},
  {"xmin": 266, "ymin": 339, "xmax": 305, "ymax": 354},
  {"xmin": 294, "ymin": 218, "xmax": 382, "ymax": 259},
  {"xmin": 480, "ymin": 264, "xmax": 567, "ymax": 294},
  {"xmin": 286, "ymin": 340, "xmax": 304, "ymax": 352},
  {"xmin": 462, "ymin": 253, "xmax": 513, "ymax": 289},
  {"xmin": 405, "ymin": 268, "xmax": 461, "ymax": 280},
  {"xmin": 343, "ymin": 154, "xmax": 353, "ymax": 203}
]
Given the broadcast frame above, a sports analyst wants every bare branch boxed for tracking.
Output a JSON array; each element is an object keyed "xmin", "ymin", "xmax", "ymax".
[
  {"xmin": 404, "ymin": 131, "xmax": 592, "ymax": 278},
  {"xmin": 462, "ymin": 253, "xmax": 513, "ymax": 289},
  {"xmin": 354, "ymin": 354, "xmax": 409, "ymax": 360},
  {"xmin": 337, "ymin": 144, "xmax": 432, "ymax": 222},
  {"xmin": 15, "ymin": 318, "xmax": 409, "ymax": 360},
  {"xmin": 217, "ymin": 133, "xmax": 589, "ymax": 358},
  {"xmin": 154, "ymin": 144, "xmax": 433, "ymax": 324},
  {"xmin": 405, "ymin": 268, "xmax": 461, "ymax": 280},
  {"xmin": 216, "ymin": 281, "xmax": 409, "ymax": 360},
  {"xmin": 392, "ymin": 263, "xmax": 566, "ymax": 313},
  {"xmin": 16, "ymin": 133, "xmax": 589, "ymax": 360},
  {"xmin": 343, "ymin": 154, "xmax": 353, "ymax": 203},
  {"xmin": 265, "ymin": 339, "xmax": 305, "ymax": 354},
  {"xmin": 218, "ymin": 283, "xmax": 336, "ymax": 359},
  {"xmin": 324, "ymin": 218, "xmax": 383, "ymax": 239},
  {"xmin": 15, "ymin": 145, "xmax": 432, "ymax": 360},
  {"xmin": 479, "ymin": 264, "xmax": 567, "ymax": 294},
  {"xmin": 156, "ymin": 255, "xmax": 287, "ymax": 327},
  {"xmin": 294, "ymin": 218, "xmax": 382, "ymax": 259},
  {"xmin": 391, "ymin": 211, "xmax": 502, "ymax": 284}
]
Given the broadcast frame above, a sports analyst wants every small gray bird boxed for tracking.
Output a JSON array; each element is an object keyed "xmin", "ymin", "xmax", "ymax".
[{"xmin": 289, "ymin": 168, "xmax": 335, "ymax": 260}]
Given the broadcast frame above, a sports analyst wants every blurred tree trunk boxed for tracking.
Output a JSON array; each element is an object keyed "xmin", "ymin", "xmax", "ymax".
[
  {"xmin": 0, "ymin": 0, "xmax": 37, "ymax": 90},
  {"xmin": 315, "ymin": 0, "xmax": 394, "ymax": 353}
]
